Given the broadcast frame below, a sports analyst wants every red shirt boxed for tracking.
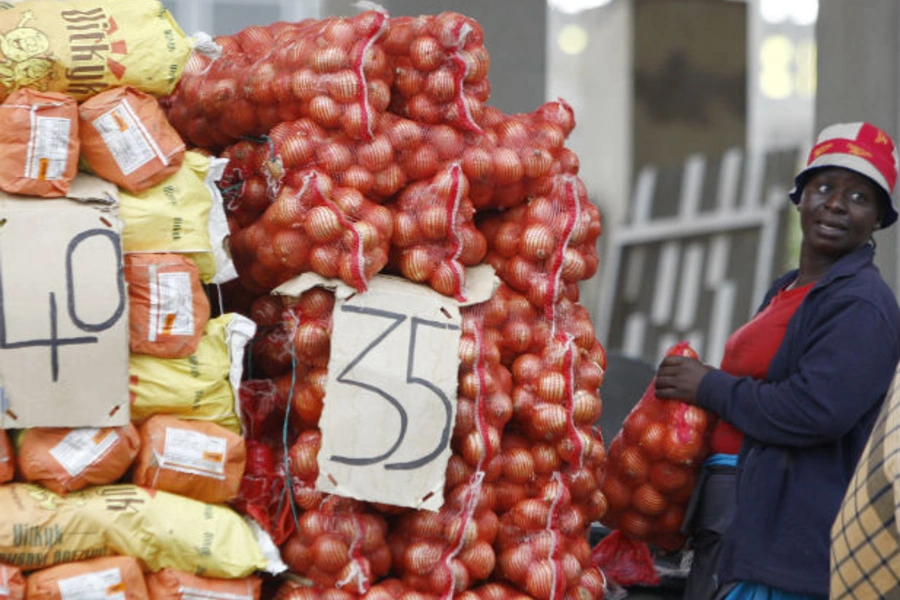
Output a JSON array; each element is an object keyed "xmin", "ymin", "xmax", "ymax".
[{"xmin": 709, "ymin": 281, "xmax": 813, "ymax": 454}]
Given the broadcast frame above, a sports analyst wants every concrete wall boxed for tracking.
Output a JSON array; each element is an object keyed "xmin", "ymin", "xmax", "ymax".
[
  {"xmin": 547, "ymin": 2, "xmax": 632, "ymax": 318},
  {"xmin": 816, "ymin": 0, "xmax": 900, "ymax": 291}
]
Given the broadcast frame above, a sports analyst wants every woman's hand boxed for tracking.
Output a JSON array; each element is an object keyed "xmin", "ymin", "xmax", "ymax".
[{"xmin": 654, "ymin": 356, "xmax": 714, "ymax": 405}]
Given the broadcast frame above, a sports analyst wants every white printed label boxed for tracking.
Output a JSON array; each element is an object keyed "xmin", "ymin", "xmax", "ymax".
[
  {"xmin": 56, "ymin": 567, "xmax": 126, "ymax": 600},
  {"xmin": 49, "ymin": 428, "xmax": 119, "ymax": 477},
  {"xmin": 162, "ymin": 428, "xmax": 227, "ymax": 478},
  {"xmin": 91, "ymin": 100, "xmax": 157, "ymax": 175},
  {"xmin": 150, "ymin": 271, "xmax": 195, "ymax": 340},
  {"xmin": 27, "ymin": 116, "xmax": 71, "ymax": 181}
]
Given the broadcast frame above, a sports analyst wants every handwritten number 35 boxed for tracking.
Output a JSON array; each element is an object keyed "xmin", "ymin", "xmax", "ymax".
[{"xmin": 330, "ymin": 305, "xmax": 458, "ymax": 471}]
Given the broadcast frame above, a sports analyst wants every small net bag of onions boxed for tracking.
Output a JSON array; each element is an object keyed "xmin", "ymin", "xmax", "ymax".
[{"xmin": 594, "ymin": 341, "xmax": 715, "ymax": 587}]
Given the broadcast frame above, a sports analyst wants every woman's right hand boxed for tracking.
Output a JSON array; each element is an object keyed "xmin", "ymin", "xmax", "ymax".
[{"xmin": 654, "ymin": 356, "xmax": 713, "ymax": 405}]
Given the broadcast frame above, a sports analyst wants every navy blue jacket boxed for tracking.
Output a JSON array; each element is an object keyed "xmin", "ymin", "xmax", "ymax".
[{"xmin": 696, "ymin": 244, "xmax": 900, "ymax": 596}]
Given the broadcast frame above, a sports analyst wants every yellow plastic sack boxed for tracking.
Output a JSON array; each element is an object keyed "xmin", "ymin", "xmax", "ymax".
[
  {"xmin": 118, "ymin": 151, "xmax": 215, "ymax": 281},
  {"xmin": 0, "ymin": 0, "xmax": 192, "ymax": 101},
  {"xmin": 0, "ymin": 483, "xmax": 268, "ymax": 577},
  {"xmin": 129, "ymin": 313, "xmax": 256, "ymax": 434}
]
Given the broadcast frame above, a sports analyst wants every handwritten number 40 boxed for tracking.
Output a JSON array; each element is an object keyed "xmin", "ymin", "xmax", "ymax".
[
  {"xmin": 331, "ymin": 305, "xmax": 459, "ymax": 471},
  {"xmin": 0, "ymin": 229, "xmax": 126, "ymax": 382}
]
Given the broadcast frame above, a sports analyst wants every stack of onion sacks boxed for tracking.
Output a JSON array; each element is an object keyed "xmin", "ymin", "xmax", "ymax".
[
  {"xmin": 219, "ymin": 99, "xmax": 580, "ymax": 230},
  {"xmin": 594, "ymin": 341, "xmax": 714, "ymax": 586},
  {"xmin": 162, "ymin": 10, "xmax": 393, "ymax": 150}
]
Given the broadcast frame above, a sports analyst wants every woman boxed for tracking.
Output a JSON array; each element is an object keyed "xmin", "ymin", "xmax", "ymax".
[{"xmin": 655, "ymin": 122, "xmax": 900, "ymax": 600}]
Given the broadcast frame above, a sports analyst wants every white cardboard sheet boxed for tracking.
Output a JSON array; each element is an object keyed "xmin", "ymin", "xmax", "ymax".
[{"xmin": 0, "ymin": 175, "xmax": 129, "ymax": 428}]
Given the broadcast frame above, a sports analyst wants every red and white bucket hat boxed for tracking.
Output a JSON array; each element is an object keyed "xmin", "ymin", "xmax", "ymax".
[{"xmin": 789, "ymin": 122, "xmax": 899, "ymax": 228}]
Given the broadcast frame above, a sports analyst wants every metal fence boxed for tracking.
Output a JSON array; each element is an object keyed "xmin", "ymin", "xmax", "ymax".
[{"xmin": 589, "ymin": 147, "xmax": 802, "ymax": 368}]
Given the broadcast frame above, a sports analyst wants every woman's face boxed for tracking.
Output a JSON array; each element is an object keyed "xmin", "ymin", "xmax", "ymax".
[{"xmin": 798, "ymin": 167, "xmax": 884, "ymax": 257}]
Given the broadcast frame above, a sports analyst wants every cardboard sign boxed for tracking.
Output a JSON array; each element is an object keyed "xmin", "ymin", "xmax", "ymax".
[
  {"xmin": 0, "ymin": 175, "xmax": 129, "ymax": 428},
  {"xmin": 275, "ymin": 267, "xmax": 497, "ymax": 511}
]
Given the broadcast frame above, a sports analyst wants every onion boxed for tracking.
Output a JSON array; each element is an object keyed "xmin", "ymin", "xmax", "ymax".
[
  {"xmin": 619, "ymin": 510, "xmax": 653, "ymax": 539},
  {"xmin": 311, "ymin": 46, "xmax": 347, "ymax": 73},
  {"xmin": 367, "ymin": 79, "xmax": 392, "ymax": 111},
  {"xmin": 459, "ymin": 540, "xmax": 495, "ymax": 581},
  {"xmin": 537, "ymin": 371, "xmax": 567, "ymax": 403},
  {"xmin": 341, "ymin": 164, "xmax": 374, "ymax": 195},
  {"xmin": 502, "ymin": 447, "xmax": 535, "ymax": 483},
  {"xmin": 308, "ymin": 244, "xmax": 341, "ymax": 278},
  {"xmin": 281, "ymin": 534, "xmax": 313, "ymax": 574},
  {"xmin": 524, "ymin": 559, "xmax": 556, "ymax": 600},
  {"xmin": 325, "ymin": 69, "xmax": 360, "ymax": 103},
  {"xmin": 429, "ymin": 124, "xmax": 465, "ymax": 160},
  {"xmin": 632, "ymin": 483, "xmax": 668, "ymax": 517},
  {"xmin": 399, "ymin": 247, "xmax": 436, "ymax": 282},
  {"xmin": 425, "ymin": 67, "xmax": 457, "ymax": 103},
  {"xmin": 496, "ymin": 120, "xmax": 530, "ymax": 147},
  {"xmin": 308, "ymin": 95, "xmax": 342, "ymax": 128},
  {"xmin": 522, "ymin": 148, "xmax": 554, "ymax": 179},
  {"xmin": 389, "ymin": 118, "xmax": 426, "ymax": 151},
  {"xmin": 409, "ymin": 35, "xmax": 444, "ymax": 71},
  {"xmin": 394, "ymin": 65, "xmax": 424, "ymax": 97},
  {"xmin": 372, "ymin": 164, "xmax": 407, "ymax": 198},
  {"xmin": 312, "ymin": 535, "xmax": 350, "ymax": 574},
  {"xmin": 419, "ymin": 204, "xmax": 449, "ymax": 240},
  {"xmin": 272, "ymin": 229, "xmax": 310, "ymax": 270},
  {"xmin": 404, "ymin": 541, "xmax": 443, "ymax": 575},
  {"xmin": 430, "ymin": 262, "xmax": 463, "ymax": 298},
  {"xmin": 461, "ymin": 146, "xmax": 493, "ymax": 182},
  {"xmin": 492, "ymin": 148, "xmax": 524, "ymax": 186},
  {"xmin": 306, "ymin": 206, "xmax": 343, "ymax": 244},
  {"xmin": 497, "ymin": 544, "xmax": 532, "ymax": 582},
  {"xmin": 461, "ymin": 47, "xmax": 490, "ymax": 83},
  {"xmin": 287, "ymin": 68, "xmax": 318, "ymax": 105},
  {"xmin": 340, "ymin": 103, "xmax": 369, "ymax": 140},
  {"xmin": 402, "ymin": 143, "xmax": 440, "ymax": 181},
  {"xmin": 519, "ymin": 223, "xmax": 556, "ymax": 260},
  {"xmin": 316, "ymin": 142, "xmax": 354, "ymax": 173}
]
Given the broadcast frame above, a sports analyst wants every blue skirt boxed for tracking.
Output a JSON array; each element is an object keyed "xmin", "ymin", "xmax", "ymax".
[{"xmin": 723, "ymin": 581, "xmax": 826, "ymax": 600}]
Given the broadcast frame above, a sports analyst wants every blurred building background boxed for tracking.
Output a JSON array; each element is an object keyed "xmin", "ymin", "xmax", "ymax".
[{"xmin": 160, "ymin": 0, "xmax": 899, "ymax": 370}]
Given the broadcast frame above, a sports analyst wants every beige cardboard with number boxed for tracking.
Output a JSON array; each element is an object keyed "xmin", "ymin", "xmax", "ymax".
[
  {"xmin": 275, "ymin": 267, "xmax": 498, "ymax": 511},
  {"xmin": 0, "ymin": 174, "xmax": 129, "ymax": 428}
]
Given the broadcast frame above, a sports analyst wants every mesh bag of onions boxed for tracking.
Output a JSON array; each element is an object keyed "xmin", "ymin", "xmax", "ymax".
[
  {"xmin": 594, "ymin": 341, "xmax": 715, "ymax": 587},
  {"xmin": 219, "ymin": 98, "xmax": 580, "ymax": 301},
  {"xmin": 162, "ymin": 9, "xmax": 393, "ymax": 150}
]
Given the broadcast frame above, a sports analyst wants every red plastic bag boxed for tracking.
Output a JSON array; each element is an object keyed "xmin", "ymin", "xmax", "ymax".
[{"xmin": 591, "ymin": 529, "xmax": 660, "ymax": 588}]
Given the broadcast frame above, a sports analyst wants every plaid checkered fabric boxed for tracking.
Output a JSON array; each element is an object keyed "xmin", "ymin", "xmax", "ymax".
[{"xmin": 831, "ymin": 364, "xmax": 900, "ymax": 598}]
